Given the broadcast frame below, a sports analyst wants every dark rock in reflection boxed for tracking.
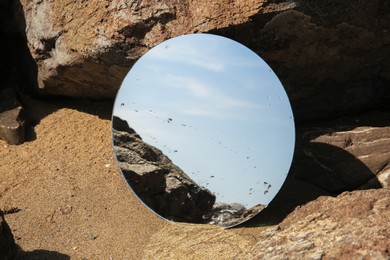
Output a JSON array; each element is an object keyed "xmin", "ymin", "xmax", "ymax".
[
  {"xmin": 113, "ymin": 116, "xmax": 215, "ymax": 223},
  {"xmin": 204, "ymin": 203, "xmax": 266, "ymax": 228},
  {"xmin": 113, "ymin": 116, "xmax": 268, "ymax": 227}
]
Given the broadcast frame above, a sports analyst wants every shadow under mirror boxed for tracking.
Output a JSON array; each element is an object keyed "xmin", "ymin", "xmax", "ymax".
[{"xmin": 112, "ymin": 33, "xmax": 295, "ymax": 228}]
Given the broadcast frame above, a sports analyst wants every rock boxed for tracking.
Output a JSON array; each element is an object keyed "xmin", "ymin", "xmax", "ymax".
[
  {"xmin": 232, "ymin": 7, "xmax": 390, "ymax": 122},
  {"xmin": 0, "ymin": 106, "xmax": 26, "ymax": 145},
  {"xmin": 20, "ymin": 0, "xmax": 265, "ymax": 99},
  {"xmin": 291, "ymin": 110, "xmax": 390, "ymax": 193},
  {"xmin": 20, "ymin": 0, "xmax": 389, "ymax": 121},
  {"xmin": 0, "ymin": 211, "xmax": 17, "ymax": 260},
  {"xmin": 111, "ymin": 115, "xmax": 136, "ymax": 134},
  {"xmin": 0, "ymin": 89, "xmax": 26, "ymax": 145},
  {"xmin": 112, "ymin": 116, "xmax": 216, "ymax": 223},
  {"xmin": 252, "ymin": 189, "xmax": 390, "ymax": 259}
]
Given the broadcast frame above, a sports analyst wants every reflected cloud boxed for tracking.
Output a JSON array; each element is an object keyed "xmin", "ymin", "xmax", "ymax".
[
  {"xmin": 181, "ymin": 107, "xmax": 222, "ymax": 117},
  {"xmin": 165, "ymin": 74, "xmax": 260, "ymax": 119},
  {"xmin": 148, "ymin": 39, "xmax": 225, "ymax": 72}
]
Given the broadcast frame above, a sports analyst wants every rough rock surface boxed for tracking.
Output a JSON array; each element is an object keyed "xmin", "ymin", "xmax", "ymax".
[
  {"xmin": 20, "ymin": 0, "xmax": 390, "ymax": 121},
  {"xmin": 252, "ymin": 189, "xmax": 390, "ymax": 259},
  {"xmin": 292, "ymin": 110, "xmax": 390, "ymax": 193},
  {"xmin": 237, "ymin": 7, "xmax": 390, "ymax": 121},
  {"xmin": 0, "ymin": 106, "xmax": 25, "ymax": 145},
  {"xmin": 0, "ymin": 212, "xmax": 16, "ymax": 260},
  {"xmin": 113, "ymin": 116, "xmax": 216, "ymax": 223},
  {"xmin": 20, "ymin": 0, "xmax": 267, "ymax": 99},
  {"xmin": 0, "ymin": 89, "xmax": 26, "ymax": 145}
]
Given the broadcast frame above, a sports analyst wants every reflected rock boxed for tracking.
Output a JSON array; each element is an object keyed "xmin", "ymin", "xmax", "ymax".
[
  {"xmin": 112, "ymin": 116, "xmax": 216, "ymax": 223},
  {"xmin": 0, "ymin": 88, "xmax": 26, "ymax": 145},
  {"xmin": 205, "ymin": 203, "xmax": 265, "ymax": 228}
]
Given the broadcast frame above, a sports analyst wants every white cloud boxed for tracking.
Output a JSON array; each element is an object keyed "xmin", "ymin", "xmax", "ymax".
[
  {"xmin": 182, "ymin": 107, "xmax": 221, "ymax": 117},
  {"xmin": 164, "ymin": 74, "xmax": 260, "ymax": 119},
  {"xmin": 147, "ymin": 40, "xmax": 226, "ymax": 72}
]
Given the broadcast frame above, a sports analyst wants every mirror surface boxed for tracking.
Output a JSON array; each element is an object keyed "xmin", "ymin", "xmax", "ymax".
[{"xmin": 112, "ymin": 33, "xmax": 295, "ymax": 227}]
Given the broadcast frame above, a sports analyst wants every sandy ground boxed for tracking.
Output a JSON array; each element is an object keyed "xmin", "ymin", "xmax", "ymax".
[{"xmin": 1, "ymin": 96, "xmax": 285, "ymax": 259}]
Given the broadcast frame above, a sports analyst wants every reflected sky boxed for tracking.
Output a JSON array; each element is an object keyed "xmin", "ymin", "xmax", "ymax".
[{"xmin": 113, "ymin": 34, "xmax": 295, "ymax": 208}]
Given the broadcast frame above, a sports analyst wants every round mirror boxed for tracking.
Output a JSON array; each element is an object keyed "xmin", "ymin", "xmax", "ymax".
[{"xmin": 112, "ymin": 33, "xmax": 295, "ymax": 228}]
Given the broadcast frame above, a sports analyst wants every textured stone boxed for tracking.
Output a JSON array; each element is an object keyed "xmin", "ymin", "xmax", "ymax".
[
  {"xmin": 292, "ymin": 110, "xmax": 390, "ymax": 193},
  {"xmin": 0, "ymin": 212, "xmax": 16, "ymax": 260},
  {"xmin": 0, "ymin": 106, "xmax": 25, "ymax": 145},
  {"xmin": 252, "ymin": 189, "xmax": 390, "ymax": 259},
  {"xmin": 20, "ymin": 0, "xmax": 265, "ymax": 99},
  {"xmin": 20, "ymin": 0, "xmax": 390, "ymax": 121},
  {"xmin": 241, "ymin": 8, "xmax": 390, "ymax": 121},
  {"xmin": 0, "ymin": 89, "xmax": 26, "ymax": 145}
]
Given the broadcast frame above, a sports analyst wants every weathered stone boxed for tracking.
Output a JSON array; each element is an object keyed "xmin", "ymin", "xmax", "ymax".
[
  {"xmin": 111, "ymin": 115, "xmax": 135, "ymax": 134},
  {"xmin": 0, "ymin": 89, "xmax": 26, "ymax": 145},
  {"xmin": 20, "ymin": 0, "xmax": 266, "ymax": 99},
  {"xmin": 0, "ymin": 212, "xmax": 17, "ymax": 260},
  {"xmin": 236, "ymin": 8, "xmax": 390, "ymax": 122},
  {"xmin": 20, "ymin": 0, "xmax": 390, "ymax": 121},
  {"xmin": 291, "ymin": 110, "xmax": 390, "ymax": 193},
  {"xmin": 112, "ymin": 116, "xmax": 216, "ymax": 223},
  {"xmin": 0, "ymin": 106, "xmax": 25, "ymax": 145},
  {"xmin": 252, "ymin": 189, "xmax": 390, "ymax": 259}
]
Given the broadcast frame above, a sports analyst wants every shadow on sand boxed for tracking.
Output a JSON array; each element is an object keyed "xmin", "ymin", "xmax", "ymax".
[{"xmin": 17, "ymin": 247, "xmax": 70, "ymax": 260}]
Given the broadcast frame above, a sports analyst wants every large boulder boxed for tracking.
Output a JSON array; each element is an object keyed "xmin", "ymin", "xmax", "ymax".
[
  {"xmin": 20, "ymin": 0, "xmax": 390, "ymax": 121},
  {"xmin": 20, "ymin": 0, "xmax": 267, "ymax": 99},
  {"xmin": 252, "ymin": 188, "xmax": 390, "ymax": 259}
]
